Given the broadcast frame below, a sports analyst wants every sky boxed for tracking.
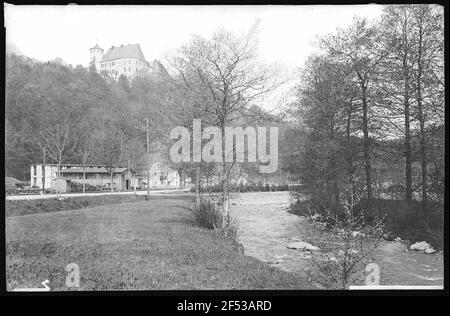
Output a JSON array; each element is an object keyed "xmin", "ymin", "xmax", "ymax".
[
  {"xmin": 4, "ymin": 4, "xmax": 384, "ymax": 67},
  {"xmin": 4, "ymin": 4, "xmax": 384, "ymax": 111}
]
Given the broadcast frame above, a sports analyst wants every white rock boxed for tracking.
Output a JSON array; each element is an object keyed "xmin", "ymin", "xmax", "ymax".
[
  {"xmin": 352, "ymin": 231, "xmax": 360, "ymax": 237},
  {"xmin": 410, "ymin": 241, "xmax": 431, "ymax": 251},
  {"xmin": 287, "ymin": 241, "xmax": 320, "ymax": 252},
  {"xmin": 424, "ymin": 248, "xmax": 437, "ymax": 254},
  {"xmin": 274, "ymin": 254, "xmax": 288, "ymax": 259},
  {"xmin": 394, "ymin": 237, "xmax": 402, "ymax": 242}
]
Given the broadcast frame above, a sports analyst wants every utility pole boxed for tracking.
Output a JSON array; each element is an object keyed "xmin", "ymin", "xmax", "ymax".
[
  {"xmin": 145, "ymin": 117, "xmax": 150, "ymax": 201},
  {"xmin": 42, "ymin": 147, "xmax": 46, "ymax": 195}
]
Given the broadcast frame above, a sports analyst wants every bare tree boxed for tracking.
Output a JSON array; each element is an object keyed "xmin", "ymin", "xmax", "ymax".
[
  {"xmin": 94, "ymin": 127, "xmax": 122, "ymax": 193},
  {"xmin": 38, "ymin": 122, "xmax": 76, "ymax": 196},
  {"xmin": 76, "ymin": 121, "xmax": 99, "ymax": 193},
  {"xmin": 379, "ymin": 5, "xmax": 416, "ymax": 200},
  {"xmin": 170, "ymin": 22, "xmax": 284, "ymax": 219},
  {"xmin": 321, "ymin": 17, "xmax": 389, "ymax": 199},
  {"xmin": 409, "ymin": 4, "xmax": 444, "ymax": 211}
]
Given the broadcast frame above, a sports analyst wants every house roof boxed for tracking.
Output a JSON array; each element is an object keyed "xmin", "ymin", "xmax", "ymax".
[
  {"xmin": 59, "ymin": 167, "xmax": 130, "ymax": 174},
  {"xmin": 5, "ymin": 177, "xmax": 26, "ymax": 186},
  {"xmin": 101, "ymin": 44, "xmax": 146, "ymax": 62}
]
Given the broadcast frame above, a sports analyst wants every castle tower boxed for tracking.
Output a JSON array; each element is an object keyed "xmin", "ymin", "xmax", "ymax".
[{"xmin": 89, "ymin": 42, "xmax": 103, "ymax": 71}]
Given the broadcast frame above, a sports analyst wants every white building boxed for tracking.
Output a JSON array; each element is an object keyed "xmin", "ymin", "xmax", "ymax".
[
  {"xmin": 30, "ymin": 164, "xmax": 137, "ymax": 192},
  {"xmin": 137, "ymin": 153, "xmax": 181, "ymax": 189},
  {"xmin": 89, "ymin": 42, "xmax": 167, "ymax": 80}
]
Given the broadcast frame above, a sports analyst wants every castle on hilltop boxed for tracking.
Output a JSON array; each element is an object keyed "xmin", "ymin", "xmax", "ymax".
[{"xmin": 89, "ymin": 42, "xmax": 167, "ymax": 80}]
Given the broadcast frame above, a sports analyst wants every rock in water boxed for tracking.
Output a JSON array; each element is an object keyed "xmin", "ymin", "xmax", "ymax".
[
  {"xmin": 410, "ymin": 241, "xmax": 431, "ymax": 251},
  {"xmin": 311, "ymin": 214, "xmax": 324, "ymax": 221},
  {"xmin": 424, "ymin": 247, "xmax": 437, "ymax": 254},
  {"xmin": 287, "ymin": 241, "xmax": 320, "ymax": 251},
  {"xmin": 383, "ymin": 233, "xmax": 396, "ymax": 241}
]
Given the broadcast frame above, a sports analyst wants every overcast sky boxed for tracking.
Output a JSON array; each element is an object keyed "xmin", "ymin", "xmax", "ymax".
[
  {"xmin": 4, "ymin": 4, "xmax": 384, "ymax": 67},
  {"xmin": 4, "ymin": 4, "xmax": 384, "ymax": 111}
]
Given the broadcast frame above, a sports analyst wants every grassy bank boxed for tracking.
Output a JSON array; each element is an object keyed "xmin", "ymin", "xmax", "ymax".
[
  {"xmin": 289, "ymin": 197, "xmax": 444, "ymax": 250},
  {"xmin": 5, "ymin": 194, "xmax": 147, "ymax": 217},
  {"xmin": 6, "ymin": 195, "xmax": 313, "ymax": 290}
]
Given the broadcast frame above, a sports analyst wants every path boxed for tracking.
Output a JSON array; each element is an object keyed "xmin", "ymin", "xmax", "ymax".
[{"xmin": 6, "ymin": 189, "xmax": 189, "ymax": 201}]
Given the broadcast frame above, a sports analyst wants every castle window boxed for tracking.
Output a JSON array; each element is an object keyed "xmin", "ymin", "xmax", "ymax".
[
  {"xmin": 129, "ymin": 67, "xmax": 131, "ymax": 72},
  {"xmin": 124, "ymin": 67, "xmax": 126, "ymax": 72}
]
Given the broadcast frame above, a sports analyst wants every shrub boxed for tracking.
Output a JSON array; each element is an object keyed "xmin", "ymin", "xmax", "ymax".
[
  {"xmin": 354, "ymin": 198, "xmax": 444, "ymax": 249},
  {"xmin": 307, "ymin": 211, "xmax": 386, "ymax": 289},
  {"xmin": 190, "ymin": 199, "xmax": 222, "ymax": 230},
  {"xmin": 190, "ymin": 199, "xmax": 239, "ymax": 243}
]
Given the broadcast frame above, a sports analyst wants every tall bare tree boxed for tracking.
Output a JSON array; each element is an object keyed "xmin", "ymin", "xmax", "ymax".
[
  {"xmin": 38, "ymin": 121, "xmax": 76, "ymax": 195},
  {"xmin": 409, "ymin": 4, "xmax": 444, "ymax": 211},
  {"xmin": 170, "ymin": 23, "xmax": 283, "ymax": 217},
  {"xmin": 320, "ymin": 17, "xmax": 389, "ymax": 199}
]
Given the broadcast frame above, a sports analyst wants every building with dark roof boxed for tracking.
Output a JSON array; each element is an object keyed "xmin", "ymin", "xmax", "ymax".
[
  {"xmin": 89, "ymin": 42, "xmax": 168, "ymax": 80},
  {"xmin": 30, "ymin": 164, "xmax": 136, "ymax": 192}
]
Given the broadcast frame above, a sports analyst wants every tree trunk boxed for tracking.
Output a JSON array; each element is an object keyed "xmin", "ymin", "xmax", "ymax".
[
  {"xmin": 346, "ymin": 106, "xmax": 355, "ymax": 209},
  {"xmin": 110, "ymin": 170, "xmax": 114, "ymax": 193},
  {"xmin": 57, "ymin": 162, "xmax": 61, "ymax": 197},
  {"xmin": 417, "ymin": 22, "xmax": 427, "ymax": 212},
  {"xmin": 57, "ymin": 151, "xmax": 62, "ymax": 198},
  {"xmin": 361, "ymin": 82, "xmax": 372, "ymax": 199},
  {"xmin": 418, "ymin": 87, "xmax": 427, "ymax": 212},
  {"xmin": 83, "ymin": 164, "xmax": 86, "ymax": 194},
  {"xmin": 403, "ymin": 57, "xmax": 412, "ymax": 200},
  {"xmin": 195, "ymin": 162, "xmax": 201, "ymax": 210},
  {"xmin": 220, "ymin": 123, "xmax": 229, "ymax": 224}
]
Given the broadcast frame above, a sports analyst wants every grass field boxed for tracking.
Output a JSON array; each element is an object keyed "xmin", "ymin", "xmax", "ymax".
[{"xmin": 6, "ymin": 194, "xmax": 313, "ymax": 291}]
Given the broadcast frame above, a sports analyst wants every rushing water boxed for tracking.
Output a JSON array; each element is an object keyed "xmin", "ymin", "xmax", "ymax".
[{"xmin": 229, "ymin": 191, "xmax": 444, "ymax": 286}]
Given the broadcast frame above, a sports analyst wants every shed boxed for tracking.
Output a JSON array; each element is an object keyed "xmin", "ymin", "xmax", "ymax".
[{"xmin": 52, "ymin": 177, "xmax": 71, "ymax": 193}]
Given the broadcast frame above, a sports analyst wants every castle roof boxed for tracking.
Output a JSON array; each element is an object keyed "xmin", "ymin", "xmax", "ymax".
[
  {"xmin": 149, "ymin": 60, "xmax": 169, "ymax": 76},
  {"xmin": 101, "ymin": 44, "xmax": 147, "ymax": 63},
  {"xmin": 90, "ymin": 43, "xmax": 103, "ymax": 51}
]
